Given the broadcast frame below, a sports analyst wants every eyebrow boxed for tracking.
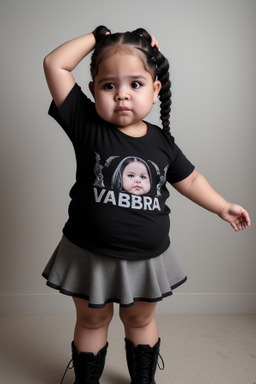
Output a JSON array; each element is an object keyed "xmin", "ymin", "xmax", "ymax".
[
  {"xmin": 126, "ymin": 171, "xmax": 148, "ymax": 176},
  {"xmin": 97, "ymin": 75, "xmax": 147, "ymax": 84}
]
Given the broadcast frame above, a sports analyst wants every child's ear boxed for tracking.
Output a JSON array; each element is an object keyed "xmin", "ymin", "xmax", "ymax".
[
  {"xmin": 153, "ymin": 80, "xmax": 161, "ymax": 104},
  {"xmin": 89, "ymin": 81, "xmax": 95, "ymax": 98}
]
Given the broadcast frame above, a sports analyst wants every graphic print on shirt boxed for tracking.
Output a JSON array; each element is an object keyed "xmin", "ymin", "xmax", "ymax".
[
  {"xmin": 148, "ymin": 161, "xmax": 169, "ymax": 196},
  {"xmin": 93, "ymin": 152, "xmax": 120, "ymax": 187},
  {"xmin": 93, "ymin": 153, "xmax": 169, "ymax": 211}
]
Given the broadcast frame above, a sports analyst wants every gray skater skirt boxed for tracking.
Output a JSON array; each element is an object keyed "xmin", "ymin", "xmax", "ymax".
[{"xmin": 42, "ymin": 235, "xmax": 187, "ymax": 308}]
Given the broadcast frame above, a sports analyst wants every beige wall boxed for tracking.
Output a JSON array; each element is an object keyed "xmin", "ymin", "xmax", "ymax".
[{"xmin": 0, "ymin": 0, "xmax": 255, "ymax": 315}]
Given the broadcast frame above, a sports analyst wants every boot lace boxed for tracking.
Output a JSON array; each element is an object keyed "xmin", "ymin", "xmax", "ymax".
[
  {"xmin": 60, "ymin": 358, "xmax": 73, "ymax": 384},
  {"xmin": 60, "ymin": 356, "xmax": 100, "ymax": 384},
  {"xmin": 134, "ymin": 349, "xmax": 165, "ymax": 383}
]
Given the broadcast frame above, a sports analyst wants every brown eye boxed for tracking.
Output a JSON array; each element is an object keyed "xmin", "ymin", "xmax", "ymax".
[
  {"xmin": 104, "ymin": 83, "xmax": 115, "ymax": 90},
  {"xmin": 131, "ymin": 81, "xmax": 141, "ymax": 89}
]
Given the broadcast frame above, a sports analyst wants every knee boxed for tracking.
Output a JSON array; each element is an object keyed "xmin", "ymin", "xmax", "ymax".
[
  {"xmin": 77, "ymin": 305, "xmax": 114, "ymax": 330},
  {"xmin": 119, "ymin": 307, "xmax": 155, "ymax": 329}
]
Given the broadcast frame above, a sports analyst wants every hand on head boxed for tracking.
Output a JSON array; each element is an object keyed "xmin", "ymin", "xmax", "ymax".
[{"xmin": 150, "ymin": 34, "xmax": 160, "ymax": 51}]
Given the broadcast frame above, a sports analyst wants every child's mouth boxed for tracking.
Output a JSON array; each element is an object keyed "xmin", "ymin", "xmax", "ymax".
[{"xmin": 116, "ymin": 106, "xmax": 131, "ymax": 112}]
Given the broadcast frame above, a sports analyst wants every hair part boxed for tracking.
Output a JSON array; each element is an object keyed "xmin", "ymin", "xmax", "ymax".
[{"xmin": 91, "ymin": 26, "xmax": 172, "ymax": 133}]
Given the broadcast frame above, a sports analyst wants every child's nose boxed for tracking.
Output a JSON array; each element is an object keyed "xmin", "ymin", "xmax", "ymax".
[{"xmin": 115, "ymin": 87, "xmax": 130, "ymax": 101}]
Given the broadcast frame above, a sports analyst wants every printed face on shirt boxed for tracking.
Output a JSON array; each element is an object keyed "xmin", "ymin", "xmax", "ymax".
[
  {"xmin": 122, "ymin": 160, "xmax": 151, "ymax": 195},
  {"xmin": 89, "ymin": 47, "xmax": 161, "ymax": 136}
]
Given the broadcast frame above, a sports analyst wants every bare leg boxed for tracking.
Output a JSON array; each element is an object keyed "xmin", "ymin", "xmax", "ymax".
[
  {"xmin": 119, "ymin": 302, "xmax": 159, "ymax": 347},
  {"xmin": 73, "ymin": 297, "xmax": 113, "ymax": 355}
]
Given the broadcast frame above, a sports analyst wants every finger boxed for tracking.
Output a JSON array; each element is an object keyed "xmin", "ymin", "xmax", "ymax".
[
  {"xmin": 231, "ymin": 217, "xmax": 248, "ymax": 231},
  {"xmin": 150, "ymin": 34, "xmax": 160, "ymax": 50},
  {"xmin": 243, "ymin": 211, "xmax": 251, "ymax": 227},
  {"xmin": 231, "ymin": 218, "xmax": 243, "ymax": 231},
  {"xmin": 238, "ymin": 206, "xmax": 251, "ymax": 227},
  {"xmin": 154, "ymin": 40, "xmax": 160, "ymax": 50},
  {"xmin": 239, "ymin": 214, "xmax": 250, "ymax": 230},
  {"xmin": 231, "ymin": 223, "xmax": 239, "ymax": 231}
]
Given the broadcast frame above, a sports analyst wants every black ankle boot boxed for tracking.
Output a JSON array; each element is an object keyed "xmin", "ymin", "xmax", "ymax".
[
  {"xmin": 60, "ymin": 341, "xmax": 108, "ymax": 384},
  {"xmin": 125, "ymin": 338, "xmax": 164, "ymax": 384}
]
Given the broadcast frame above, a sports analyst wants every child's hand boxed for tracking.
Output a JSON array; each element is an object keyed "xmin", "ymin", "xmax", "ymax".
[
  {"xmin": 218, "ymin": 203, "xmax": 251, "ymax": 231},
  {"xmin": 150, "ymin": 34, "xmax": 160, "ymax": 50}
]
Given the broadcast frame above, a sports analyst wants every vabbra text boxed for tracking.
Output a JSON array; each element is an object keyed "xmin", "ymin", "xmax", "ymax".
[{"xmin": 93, "ymin": 187, "xmax": 161, "ymax": 211}]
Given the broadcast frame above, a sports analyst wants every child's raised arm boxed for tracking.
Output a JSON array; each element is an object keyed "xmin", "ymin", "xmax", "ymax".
[
  {"xmin": 172, "ymin": 170, "xmax": 251, "ymax": 232},
  {"xmin": 43, "ymin": 32, "xmax": 96, "ymax": 109}
]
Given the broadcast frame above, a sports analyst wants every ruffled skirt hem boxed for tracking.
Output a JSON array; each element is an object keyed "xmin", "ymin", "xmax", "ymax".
[{"xmin": 42, "ymin": 235, "xmax": 187, "ymax": 308}]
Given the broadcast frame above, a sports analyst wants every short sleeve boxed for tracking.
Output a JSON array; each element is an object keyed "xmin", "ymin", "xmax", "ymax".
[
  {"xmin": 166, "ymin": 135, "xmax": 195, "ymax": 184},
  {"xmin": 48, "ymin": 83, "xmax": 96, "ymax": 143}
]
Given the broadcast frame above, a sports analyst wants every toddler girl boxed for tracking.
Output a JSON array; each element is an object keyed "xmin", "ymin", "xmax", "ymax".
[{"xmin": 42, "ymin": 26, "xmax": 250, "ymax": 384}]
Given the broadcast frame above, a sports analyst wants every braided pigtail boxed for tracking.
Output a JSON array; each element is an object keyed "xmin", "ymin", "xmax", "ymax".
[
  {"xmin": 132, "ymin": 28, "xmax": 172, "ymax": 133},
  {"xmin": 154, "ymin": 48, "xmax": 172, "ymax": 134}
]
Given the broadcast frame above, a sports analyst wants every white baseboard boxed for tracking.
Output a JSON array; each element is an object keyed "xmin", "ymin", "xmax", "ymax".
[{"xmin": 0, "ymin": 292, "xmax": 256, "ymax": 316}]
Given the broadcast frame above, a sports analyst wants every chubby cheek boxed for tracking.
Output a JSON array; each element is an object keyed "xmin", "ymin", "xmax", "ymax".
[
  {"xmin": 95, "ymin": 97, "xmax": 111, "ymax": 120},
  {"xmin": 122, "ymin": 177, "xmax": 131, "ymax": 190},
  {"xmin": 141, "ymin": 180, "xmax": 149, "ymax": 192}
]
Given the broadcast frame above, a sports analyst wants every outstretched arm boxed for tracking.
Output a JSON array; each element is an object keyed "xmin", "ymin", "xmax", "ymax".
[
  {"xmin": 172, "ymin": 170, "xmax": 251, "ymax": 231},
  {"xmin": 43, "ymin": 32, "xmax": 96, "ymax": 109}
]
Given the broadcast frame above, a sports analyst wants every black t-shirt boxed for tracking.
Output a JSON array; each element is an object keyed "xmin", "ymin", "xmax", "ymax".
[{"xmin": 49, "ymin": 84, "xmax": 195, "ymax": 260}]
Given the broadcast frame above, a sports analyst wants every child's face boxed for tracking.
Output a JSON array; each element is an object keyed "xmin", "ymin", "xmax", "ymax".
[
  {"xmin": 122, "ymin": 161, "xmax": 151, "ymax": 195},
  {"xmin": 89, "ymin": 47, "xmax": 161, "ymax": 134}
]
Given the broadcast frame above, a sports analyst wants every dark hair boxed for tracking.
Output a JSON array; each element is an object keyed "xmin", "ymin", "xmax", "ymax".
[{"xmin": 91, "ymin": 26, "xmax": 172, "ymax": 133}]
